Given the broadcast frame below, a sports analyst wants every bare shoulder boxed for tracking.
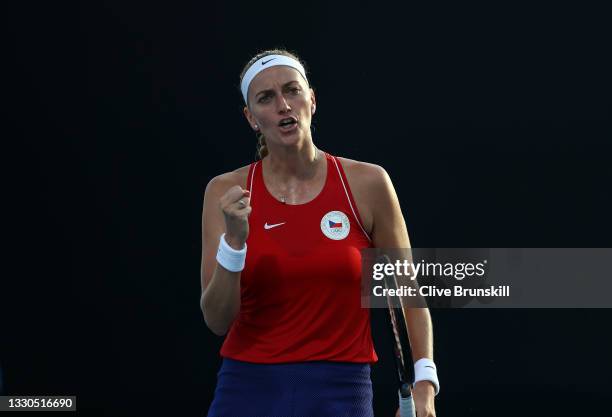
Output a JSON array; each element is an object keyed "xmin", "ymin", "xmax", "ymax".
[
  {"xmin": 336, "ymin": 156, "xmax": 389, "ymax": 189},
  {"xmin": 205, "ymin": 164, "xmax": 251, "ymax": 197}
]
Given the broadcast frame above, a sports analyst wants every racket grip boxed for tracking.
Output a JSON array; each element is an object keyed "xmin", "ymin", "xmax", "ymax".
[{"xmin": 398, "ymin": 389, "xmax": 415, "ymax": 417}]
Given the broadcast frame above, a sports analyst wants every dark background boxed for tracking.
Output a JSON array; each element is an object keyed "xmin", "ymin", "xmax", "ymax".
[{"xmin": 3, "ymin": 0, "xmax": 611, "ymax": 416}]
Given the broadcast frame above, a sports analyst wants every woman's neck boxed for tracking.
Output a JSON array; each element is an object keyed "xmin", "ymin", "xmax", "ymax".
[{"xmin": 265, "ymin": 143, "xmax": 322, "ymax": 182}]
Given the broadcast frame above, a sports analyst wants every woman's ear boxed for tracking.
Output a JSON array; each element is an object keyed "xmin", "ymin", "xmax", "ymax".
[
  {"xmin": 243, "ymin": 106, "xmax": 258, "ymax": 130},
  {"xmin": 310, "ymin": 88, "xmax": 316, "ymax": 115}
]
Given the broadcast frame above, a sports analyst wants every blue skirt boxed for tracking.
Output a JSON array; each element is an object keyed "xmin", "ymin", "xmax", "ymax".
[{"xmin": 207, "ymin": 358, "xmax": 374, "ymax": 417}]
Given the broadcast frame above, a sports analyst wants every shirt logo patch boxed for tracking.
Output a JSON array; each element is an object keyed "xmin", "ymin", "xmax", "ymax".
[{"xmin": 320, "ymin": 211, "xmax": 350, "ymax": 240}]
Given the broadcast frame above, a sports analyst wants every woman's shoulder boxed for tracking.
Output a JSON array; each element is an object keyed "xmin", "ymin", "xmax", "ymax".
[
  {"xmin": 205, "ymin": 163, "xmax": 252, "ymax": 196},
  {"xmin": 335, "ymin": 156, "xmax": 389, "ymax": 188}
]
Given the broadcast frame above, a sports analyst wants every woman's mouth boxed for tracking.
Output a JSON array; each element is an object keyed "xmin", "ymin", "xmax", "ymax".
[{"xmin": 278, "ymin": 117, "xmax": 298, "ymax": 133}]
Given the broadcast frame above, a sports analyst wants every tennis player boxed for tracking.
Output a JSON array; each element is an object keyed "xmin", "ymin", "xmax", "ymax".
[{"xmin": 201, "ymin": 49, "xmax": 439, "ymax": 417}]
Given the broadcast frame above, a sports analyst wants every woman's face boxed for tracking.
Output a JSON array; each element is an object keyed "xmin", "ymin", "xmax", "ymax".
[{"xmin": 244, "ymin": 65, "xmax": 316, "ymax": 148}]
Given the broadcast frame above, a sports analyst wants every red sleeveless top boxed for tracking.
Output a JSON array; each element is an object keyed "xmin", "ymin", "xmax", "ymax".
[{"xmin": 220, "ymin": 152, "xmax": 378, "ymax": 363}]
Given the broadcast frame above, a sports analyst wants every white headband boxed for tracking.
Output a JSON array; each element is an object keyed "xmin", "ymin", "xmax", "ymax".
[{"xmin": 240, "ymin": 54, "xmax": 308, "ymax": 105}]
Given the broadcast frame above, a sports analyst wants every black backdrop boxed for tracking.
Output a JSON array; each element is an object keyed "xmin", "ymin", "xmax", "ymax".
[{"xmin": 4, "ymin": 1, "xmax": 611, "ymax": 416}]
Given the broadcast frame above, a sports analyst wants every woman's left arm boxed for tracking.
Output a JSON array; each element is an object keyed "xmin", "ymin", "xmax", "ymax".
[{"xmin": 366, "ymin": 165, "xmax": 437, "ymax": 417}]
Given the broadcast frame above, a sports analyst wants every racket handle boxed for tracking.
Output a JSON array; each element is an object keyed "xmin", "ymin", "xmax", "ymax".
[{"xmin": 398, "ymin": 387, "xmax": 415, "ymax": 417}]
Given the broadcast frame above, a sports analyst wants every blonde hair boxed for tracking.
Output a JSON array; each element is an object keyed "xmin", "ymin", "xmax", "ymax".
[{"xmin": 239, "ymin": 48, "xmax": 309, "ymax": 160}]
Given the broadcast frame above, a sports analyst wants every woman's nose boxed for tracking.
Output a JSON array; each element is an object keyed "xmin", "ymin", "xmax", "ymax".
[{"xmin": 276, "ymin": 94, "xmax": 291, "ymax": 112}]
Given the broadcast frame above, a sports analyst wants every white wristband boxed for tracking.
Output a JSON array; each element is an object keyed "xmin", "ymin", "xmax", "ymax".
[
  {"xmin": 216, "ymin": 233, "xmax": 247, "ymax": 272},
  {"xmin": 413, "ymin": 358, "xmax": 440, "ymax": 396}
]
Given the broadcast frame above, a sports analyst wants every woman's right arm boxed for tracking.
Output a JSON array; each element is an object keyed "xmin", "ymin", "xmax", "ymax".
[{"xmin": 200, "ymin": 174, "xmax": 251, "ymax": 336}]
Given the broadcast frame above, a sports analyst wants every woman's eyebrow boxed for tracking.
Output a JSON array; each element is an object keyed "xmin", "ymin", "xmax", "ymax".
[{"xmin": 255, "ymin": 81, "xmax": 300, "ymax": 98}]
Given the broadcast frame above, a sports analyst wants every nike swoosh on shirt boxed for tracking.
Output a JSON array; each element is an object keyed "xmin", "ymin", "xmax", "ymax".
[{"xmin": 264, "ymin": 222, "xmax": 286, "ymax": 230}]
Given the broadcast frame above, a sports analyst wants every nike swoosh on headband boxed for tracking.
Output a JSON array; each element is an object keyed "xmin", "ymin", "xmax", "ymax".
[{"xmin": 241, "ymin": 55, "xmax": 308, "ymax": 104}]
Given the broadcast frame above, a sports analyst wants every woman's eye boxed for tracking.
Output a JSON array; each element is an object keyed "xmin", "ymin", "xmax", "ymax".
[{"xmin": 290, "ymin": 88, "xmax": 301, "ymax": 94}]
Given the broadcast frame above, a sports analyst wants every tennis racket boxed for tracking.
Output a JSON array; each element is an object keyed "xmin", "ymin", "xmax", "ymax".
[{"xmin": 380, "ymin": 254, "xmax": 415, "ymax": 417}]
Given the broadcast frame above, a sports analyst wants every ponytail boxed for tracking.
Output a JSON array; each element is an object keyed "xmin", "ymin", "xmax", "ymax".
[{"xmin": 256, "ymin": 131, "xmax": 268, "ymax": 160}]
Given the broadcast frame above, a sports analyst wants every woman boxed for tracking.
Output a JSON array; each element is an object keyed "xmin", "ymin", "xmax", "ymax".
[{"xmin": 201, "ymin": 49, "xmax": 438, "ymax": 417}]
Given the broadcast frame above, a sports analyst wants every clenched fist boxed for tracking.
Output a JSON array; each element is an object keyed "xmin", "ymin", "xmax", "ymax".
[{"xmin": 220, "ymin": 185, "xmax": 251, "ymax": 249}]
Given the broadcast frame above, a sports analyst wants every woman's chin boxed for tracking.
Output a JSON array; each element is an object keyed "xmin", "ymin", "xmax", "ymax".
[{"xmin": 276, "ymin": 128, "xmax": 304, "ymax": 145}]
